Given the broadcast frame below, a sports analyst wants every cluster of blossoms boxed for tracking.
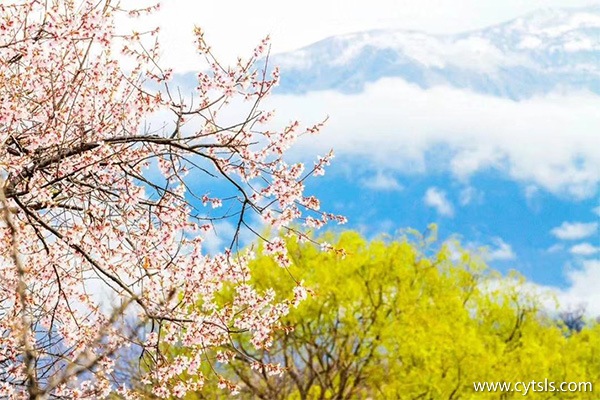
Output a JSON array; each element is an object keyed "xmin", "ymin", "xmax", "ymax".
[{"xmin": 0, "ymin": 0, "xmax": 344, "ymax": 398}]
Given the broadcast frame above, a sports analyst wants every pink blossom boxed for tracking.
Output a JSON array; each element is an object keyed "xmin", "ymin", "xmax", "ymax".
[{"xmin": 0, "ymin": 1, "xmax": 344, "ymax": 398}]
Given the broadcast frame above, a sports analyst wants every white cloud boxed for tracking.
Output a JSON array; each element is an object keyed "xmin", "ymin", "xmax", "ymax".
[
  {"xmin": 491, "ymin": 260, "xmax": 600, "ymax": 317},
  {"xmin": 486, "ymin": 238, "xmax": 517, "ymax": 261},
  {"xmin": 524, "ymin": 185, "xmax": 539, "ymax": 202},
  {"xmin": 200, "ymin": 221, "xmax": 236, "ymax": 255},
  {"xmin": 271, "ymin": 80, "xmax": 600, "ymax": 199},
  {"xmin": 450, "ymin": 146, "xmax": 505, "ymax": 179},
  {"xmin": 553, "ymin": 259, "xmax": 600, "ymax": 316},
  {"xmin": 360, "ymin": 171, "xmax": 403, "ymax": 191},
  {"xmin": 593, "ymin": 205, "xmax": 600, "ymax": 216},
  {"xmin": 459, "ymin": 186, "xmax": 484, "ymax": 206},
  {"xmin": 524, "ymin": 185, "xmax": 543, "ymax": 211},
  {"xmin": 466, "ymin": 237, "xmax": 517, "ymax": 262},
  {"xmin": 546, "ymin": 243, "xmax": 565, "ymax": 253},
  {"xmin": 424, "ymin": 187, "xmax": 454, "ymax": 217},
  {"xmin": 551, "ymin": 221, "xmax": 598, "ymax": 240},
  {"xmin": 569, "ymin": 242, "xmax": 600, "ymax": 256}
]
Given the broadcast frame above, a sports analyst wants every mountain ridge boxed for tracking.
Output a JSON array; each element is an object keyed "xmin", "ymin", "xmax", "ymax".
[
  {"xmin": 172, "ymin": 5, "xmax": 600, "ymax": 100},
  {"xmin": 268, "ymin": 5, "xmax": 600, "ymax": 99}
]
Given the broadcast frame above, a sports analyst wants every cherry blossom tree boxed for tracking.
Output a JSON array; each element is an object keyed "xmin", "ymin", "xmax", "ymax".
[{"xmin": 0, "ymin": 1, "xmax": 343, "ymax": 398}]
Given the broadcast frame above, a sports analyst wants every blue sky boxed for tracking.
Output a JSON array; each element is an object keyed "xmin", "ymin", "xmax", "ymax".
[
  {"xmin": 304, "ymin": 162, "xmax": 598, "ymax": 287},
  {"xmin": 135, "ymin": 1, "xmax": 600, "ymax": 315}
]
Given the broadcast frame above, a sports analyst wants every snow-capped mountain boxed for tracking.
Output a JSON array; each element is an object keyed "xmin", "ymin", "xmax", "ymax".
[{"xmin": 269, "ymin": 5, "xmax": 600, "ymax": 99}]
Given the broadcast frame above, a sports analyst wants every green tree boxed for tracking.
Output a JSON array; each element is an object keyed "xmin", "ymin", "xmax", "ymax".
[{"xmin": 159, "ymin": 229, "xmax": 599, "ymax": 399}]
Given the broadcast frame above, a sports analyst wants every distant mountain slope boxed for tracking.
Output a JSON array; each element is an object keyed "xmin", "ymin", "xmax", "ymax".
[{"xmin": 266, "ymin": 5, "xmax": 600, "ymax": 99}]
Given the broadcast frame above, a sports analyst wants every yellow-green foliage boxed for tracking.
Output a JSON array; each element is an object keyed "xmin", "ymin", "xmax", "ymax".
[{"xmin": 178, "ymin": 229, "xmax": 600, "ymax": 399}]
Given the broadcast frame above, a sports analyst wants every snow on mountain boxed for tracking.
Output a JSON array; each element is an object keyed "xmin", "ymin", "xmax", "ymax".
[{"xmin": 269, "ymin": 5, "xmax": 600, "ymax": 99}]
